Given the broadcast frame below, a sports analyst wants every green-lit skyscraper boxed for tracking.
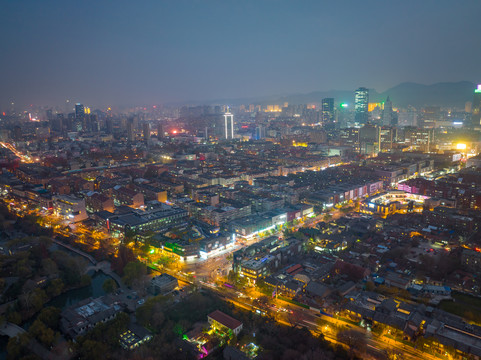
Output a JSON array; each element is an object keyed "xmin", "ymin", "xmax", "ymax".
[{"xmin": 355, "ymin": 87, "xmax": 369, "ymax": 124}]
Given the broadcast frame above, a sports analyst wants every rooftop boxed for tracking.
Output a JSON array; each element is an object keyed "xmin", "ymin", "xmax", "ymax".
[{"xmin": 208, "ymin": 310, "xmax": 242, "ymax": 330}]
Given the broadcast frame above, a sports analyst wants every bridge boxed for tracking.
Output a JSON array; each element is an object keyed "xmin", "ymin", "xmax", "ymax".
[{"xmin": 85, "ymin": 261, "xmax": 124, "ymax": 289}]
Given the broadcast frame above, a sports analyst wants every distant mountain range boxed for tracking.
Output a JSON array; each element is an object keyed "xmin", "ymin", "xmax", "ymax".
[
  {"xmin": 198, "ymin": 81, "xmax": 476, "ymax": 109},
  {"xmin": 372, "ymin": 81, "xmax": 476, "ymax": 108}
]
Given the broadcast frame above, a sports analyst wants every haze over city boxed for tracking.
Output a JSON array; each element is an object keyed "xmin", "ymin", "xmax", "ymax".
[{"xmin": 1, "ymin": 0, "xmax": 481, "ymax": 108}]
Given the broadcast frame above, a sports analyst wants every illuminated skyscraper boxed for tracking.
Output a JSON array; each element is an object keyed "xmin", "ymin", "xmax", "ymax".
[
  {"xmin": 354, "ymin": 87, "xmax": 369, "ymax": 124},
  {"xmin": 223, "ymin": 112, "xmax": 234, "ymax": 139},
  {"xmin": 255, "ymin": 125, "xmax": 266, "ymax": 140},
  {"xmin": 382, "ymin": 96, "xmax": 393, "ymax": 126},
  {"xmin": 321, "ymin": 98, "xmax": 334, "ymax": 124},
  {"xmin": 74, "ymin": 103, "xmax": 85, "ymax": 131},
  {"xmin": 337, "ymin": 103, "xmax": 350, "ymax": 129},
  {"xmin": 75, "ymin": 103, "xmax": 85, "ymax": 118},
  {"xmin": 472, "ymin": 84, "xmax": 481, "ymax": 127}
]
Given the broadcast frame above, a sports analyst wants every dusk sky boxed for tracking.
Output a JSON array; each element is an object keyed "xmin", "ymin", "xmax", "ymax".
[{"xmin": 1, "ymin": 0, "xmax": 480, "ymax": 109}]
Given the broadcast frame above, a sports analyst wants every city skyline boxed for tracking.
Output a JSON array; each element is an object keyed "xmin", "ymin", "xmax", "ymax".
[
  {"xmin": 3, "ymin": 2, "xmax": 481, "ymax": 359},
  {"xmin": 1, "ymin": 0, "xmax": 480, "ymax": 108}
]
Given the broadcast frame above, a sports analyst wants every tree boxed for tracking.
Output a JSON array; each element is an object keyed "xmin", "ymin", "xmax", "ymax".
[
  {"xmin": 365, "ymin": 280, "xmax": 375, "ymax": 292},
  {"xmin": 122, "ymin": 261, "xmax": 147, "ymax": 287},
  {"xmin": 6, "ymin": 333, "xmax": 31, "ymax": 360},
  {"xmin": 256, "ymin": 279, "xmax": 274, "ymax": 295},
  {"xmin": 287, "ymin": 310, "xmax": 300, "ymax": 327},
  {"xmin": 6, "ymin": 311, "xmax": 22, "ymax": 325},
  {"xmin": 322, "ymin": 213, "xmax": 332, "ymax": 222},
  {"xmin": 30, "ymin": 288, "xmax": 48, "ymax": 312},
  {"xmin": 46, "ymin": 278, "xmax": 64, "ymax": 297},
  {"xmin": 151, "ymin": 311, "xmax": 165, "ymax": 329},
  {"xmin": 54, "ymin": 254, "xmax": 86, "ymax": 286},
  {"xmin": 80, "ymin": 274, "xmax": 92, "ymax": 286},
  {"xmin": 124, "ymin": 228, "xmax": 137, "ymax": 244},
  {"xmin": 257, "ymin": 295, "xmax": 269, "ymax": 306},
  {"xmin": 37, "ymin": 307, "xmax": 61, "ymax": 330},
  {"xmin": 41, "ymin": 258, "xmax": 58, "ymax": 276},
  {"xmin": 102, "ymin": 278, "xmax": 118, "ymax": 294},
  {"xmin": 78, "ymin": 340, "xmax": 108, "ymax": 360},
  {"xmin": 337, "ymin": 329, "xmax": 367, "ymax": 357},
  {"xmin": 293, "ymin": 231, "xmax": 307, "ymax": 241},
  {"xmin": 29, "ymin": 319, "xmax": 56, "ymax": 347},
  {"xmin": 111, "ymin": 245, "xmax": 136, "ymax": 275}
]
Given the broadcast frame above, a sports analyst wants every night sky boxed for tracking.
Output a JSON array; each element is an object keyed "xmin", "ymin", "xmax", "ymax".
[{"xmin": 1, "ymin": 0, "xmax": 480, "ymax": 109}]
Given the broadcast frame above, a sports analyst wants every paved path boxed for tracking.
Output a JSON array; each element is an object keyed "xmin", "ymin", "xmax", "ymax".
[
  {"xmin": 53, "ymin": 239, "xmax": 124, "ymax": 288},
  {"xmin": 0, "ymin": 321, "xmax": 26, "ymax": 337},
  {"xmin": 53, "ymin": 239, "xmax": 97, "ymax": 265}
]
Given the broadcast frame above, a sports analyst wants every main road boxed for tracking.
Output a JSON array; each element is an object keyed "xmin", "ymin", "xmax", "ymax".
[{"xmin": 154, "ymin": 264, "xmax": 435, "ymax": 360}]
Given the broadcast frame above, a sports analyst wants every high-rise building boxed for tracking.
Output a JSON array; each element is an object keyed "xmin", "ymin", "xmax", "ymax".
[
  {"xmin": 106, "ymin": 118, "xmax": 113, "ymax": 134},
  {"xmin": 255, "ymin": 125, "xmax": 266, "ymax": 140},
  {"xmin": 13, "ymin": 125, "xmax": 22, "ymax": 141},
  {"xmin": 337, "ymin": 103, "xmax": 351, "ymax": 128},
  {"xmin": 49, "ymin": 113, "xmax": 63, "ymax": 132},
  {"xmin": 223, "ymin": 112, "xmax": 234, "ymax": 139},
  {"xmin": 472, "ymin": 84, "xmax": 481, "ymax": 127},
  {"xmin": 56, "ymin": 113, "xmax": 64, "ymax": 132},
  {"xmin": 340, "ymin": 127, "xmax": 360, "ymax": 152},
  {"xmin": 321, "ymin": 98, "xmax": 334, "ymax": 124},
  {"xmin": 380, "ymin": 127, "xmax": 397, "ymax": 151},
  {"xmin": 67, "ymin": 113, "xmax": 75, "ymax": 131},
  {"xmin": 127, "ymin": 118, "xmax": 135, "ymax": 142},
  {"xmin": 143, "ymin": 122, "xmax": 151, "ymax": 142},
  {"xmin": 355, "ymin": 87, "xmax": 369, "ymax": 124},
  {"xmin": 74, "ymin": 103, "xmax": 85, "ymax": 132},
  {"xmin": 421, "ymin": 106, "xmax": 440, "ymax": 128},
  {"xmin": 404, "ymin": 127, "xmax": 434, "ymax": 152},
  {"xmin": 382, "ymin": 97, "xmax": 393, "ymax": 126},
  {"xmin": 75, "ymin": 103, "xmax": 85, "ymax": 118},
  {"xmin": 46, "ymin": 109, "xmax": 53, "ymax": 121},
  {"xmin": 359, "ymin": 123, "xmax": 380, "ymax": 156},
  {"xmin": 398, "ymin": 107, "xmax": 417, "ymax": 127},
  {"xmin": 157, "ymin": 122, "xmax": 164, "ymax": 139},
  {"xmin": 89, "ymin": 114, "xmax": 100, "ymax": 132}
]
